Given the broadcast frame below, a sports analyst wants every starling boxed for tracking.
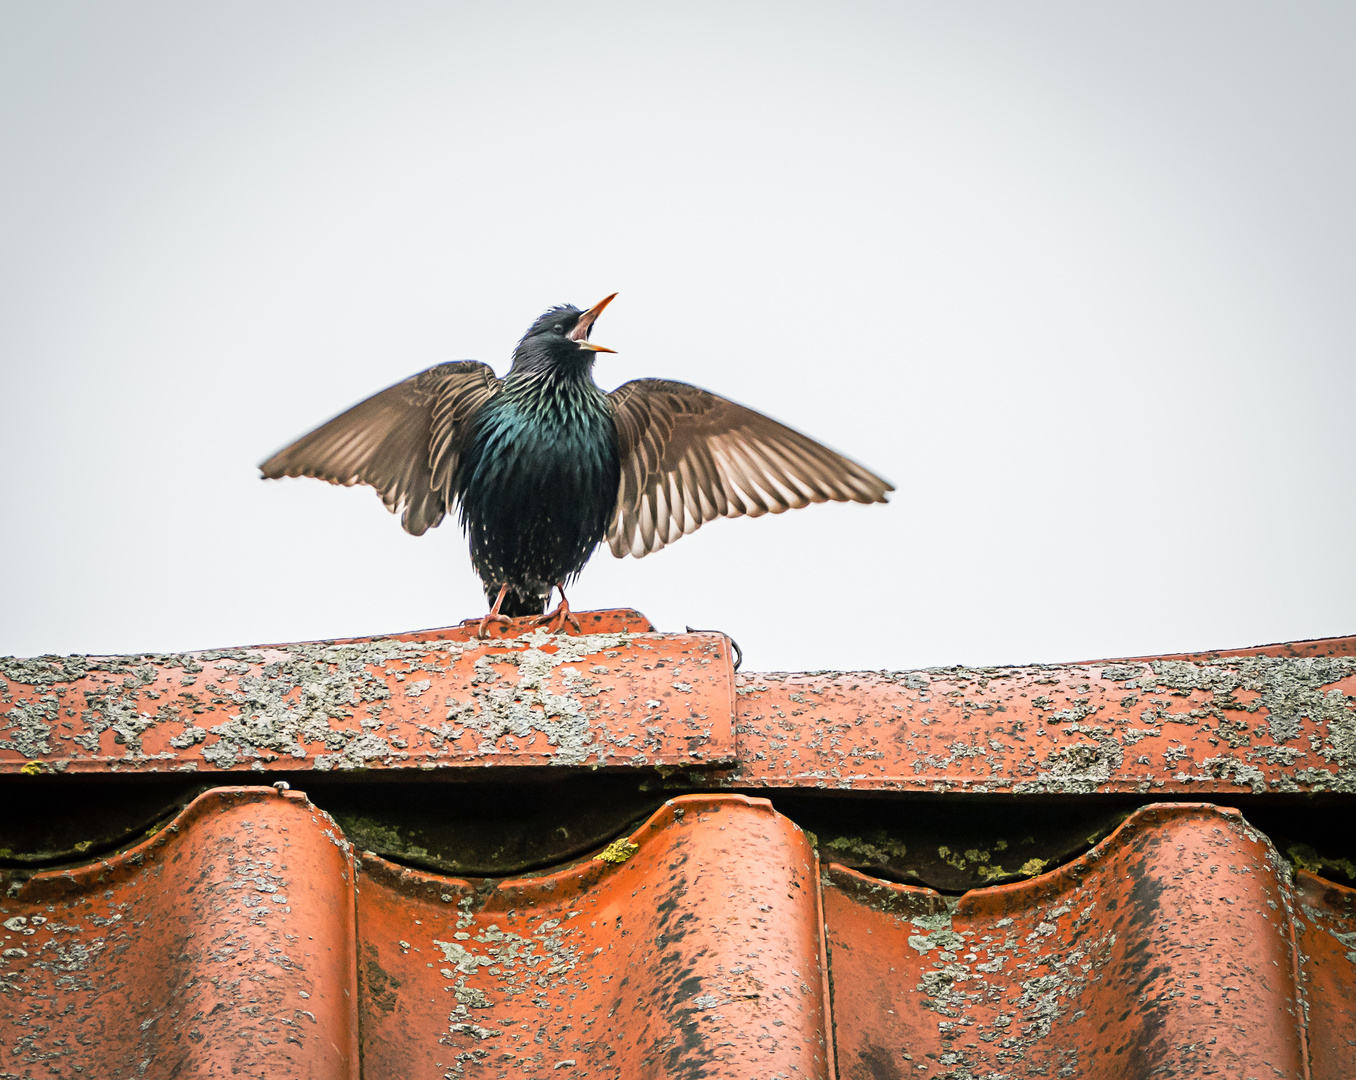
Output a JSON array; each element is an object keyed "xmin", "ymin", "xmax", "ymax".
[{"xmin": 260, "ymin": 294, "xmax": 892, "ymax": 633}]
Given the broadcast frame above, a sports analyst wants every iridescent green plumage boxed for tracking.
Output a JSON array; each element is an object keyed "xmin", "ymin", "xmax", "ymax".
[{"xmin": 454, "ymin": 306, "xmax": 620, "ymax": 615}]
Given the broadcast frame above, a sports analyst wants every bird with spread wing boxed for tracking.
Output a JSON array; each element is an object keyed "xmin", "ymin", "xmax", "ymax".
[{"xmin": 260, "ymin": 294, "xmax": 892, "ymax": 635}]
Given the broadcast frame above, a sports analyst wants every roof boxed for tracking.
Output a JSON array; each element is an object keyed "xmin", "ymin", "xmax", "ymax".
[{"xmin": 2, "ymin": 614, "xmax": 1354, "ymax": 1077}]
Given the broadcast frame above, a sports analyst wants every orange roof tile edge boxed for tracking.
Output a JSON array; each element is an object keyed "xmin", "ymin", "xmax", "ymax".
[
  {"xmin": 3, "ymin": 616, "xmax": 1353, "ymax": 795},
  {"xmin": 4, "ymin": 786, "xmax": 1353, "ymax": 1078},
  {"xmin": 1104, "ymin": 632, "xmax": 1356, "ymax": 662}
]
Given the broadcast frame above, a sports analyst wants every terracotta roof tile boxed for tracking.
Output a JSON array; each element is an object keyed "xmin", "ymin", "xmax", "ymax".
[
  {"xmin": 4, "ymin": 787, "xmax": 1355, "ymax": 1077},
  {"xmin": 2, "ymin": 788, "xmax": 358, "ymax": 1078},
  {"xmin": 721, "ymin": 652, "xmax": 1356, "ymax": 794},
  {"xmin": 825, "ymin": 804, "xmax": 1330, "ymax": 1078},
  {"xmin": 356, "ymin": 794, "xmax": 829, "ymax": 1078},
  {"xmin": 2, "ymin": 618, "xmax": 1354, "ymax": 1077},
  {"xmin": 4, "ymin": 615, "xmax": 1353, "ymax": 796},
  {"xmin": 1295, "ymin": 870, "xmax": 1356, "ymax": 1076},
  {"xmin": 1112, "ymin": 633, "xmax": 1356, "ymax": 662},
  {"xmin": 0, "ymin": 615, "xmax": 734, "ymax": 775}
]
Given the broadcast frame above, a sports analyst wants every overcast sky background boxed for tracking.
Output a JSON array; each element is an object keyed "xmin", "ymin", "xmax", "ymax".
[{"xmin": 2, "ymin": 2, "xmax": 1353, "ymax": 670}]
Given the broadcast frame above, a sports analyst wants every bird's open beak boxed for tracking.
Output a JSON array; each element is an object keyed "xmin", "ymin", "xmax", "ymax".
[{"xmin": 569, "ymin": 292, "xmax": 618, "ymax": 352}]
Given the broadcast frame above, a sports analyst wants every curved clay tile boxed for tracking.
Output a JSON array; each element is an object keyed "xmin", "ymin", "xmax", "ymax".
[
  {"xmin": 355, "ymin": 793, "xmax": 832, "ymax": 1079},
  {"xmin": 1293, "ymin": 869, "xmax": 1356, "ymax": 1078},
  {"xmin": 3, "ymin": 788, "xmax": 1354, "ymax": 1078},
  {"xmin": 824, "ymin": 802, "xmax": 1356, "ymax": 1079},
  {"xmin": 1, "ymin": 787, "xmax": 359, "ymax": 1079}
]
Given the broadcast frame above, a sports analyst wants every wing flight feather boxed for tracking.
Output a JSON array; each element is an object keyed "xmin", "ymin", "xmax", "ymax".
[
  {"xmin": 259, "ymin": 361, "xmax": 501, "ymax": 535},
  {"xmin": 607, "ymin": 379, "xmax": 892, "ymax": 558}
]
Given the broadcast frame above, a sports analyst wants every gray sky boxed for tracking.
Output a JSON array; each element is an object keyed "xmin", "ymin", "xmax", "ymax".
[{"xmin": 2, "ymin": 2, "xmax": 1353, "ymax": 670}]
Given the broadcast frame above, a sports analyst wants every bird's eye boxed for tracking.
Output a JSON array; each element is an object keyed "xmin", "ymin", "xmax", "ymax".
[{"xmin": 553, "ymin": 325, "xmax": 564, "ymax": 334}]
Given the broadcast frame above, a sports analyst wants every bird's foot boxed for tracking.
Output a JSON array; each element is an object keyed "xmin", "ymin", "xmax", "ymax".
[
  {"xmin": 476, "ymin": 612, "xmax": 513, "ymax": 640},
  {"xmin": 527, "ymin": 587, "xmax": 582, "ymax": 634},
  {"xmin": 477, "ymin": 583, "xmax": 516, "ymax": 639}
]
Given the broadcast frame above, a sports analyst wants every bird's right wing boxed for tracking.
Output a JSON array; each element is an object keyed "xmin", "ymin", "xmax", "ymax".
[
  {"xmin": 259, "ymin": 361, "xmax": 501, "ymax": 535},
  {"xmin": 607, "ymin": 379, "xmax": 892, "ymax": 558}
]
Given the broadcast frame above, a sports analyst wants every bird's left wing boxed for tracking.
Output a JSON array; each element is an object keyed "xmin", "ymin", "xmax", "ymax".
[
  {"xmin": 607, "ymin": 379, "xmax": 892, "ymax": 558},
  {"xmin": 260, "ymin": 361, "xmax": 501, "ymax": 535}
]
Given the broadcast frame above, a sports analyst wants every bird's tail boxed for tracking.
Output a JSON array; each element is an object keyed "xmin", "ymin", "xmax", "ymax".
[{"xmin": 496, "ymin": 590, "xmax": 547, "ymax": 618}]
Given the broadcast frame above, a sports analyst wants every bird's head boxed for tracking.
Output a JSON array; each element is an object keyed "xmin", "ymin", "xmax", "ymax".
[{"xmin": 511, "ymin": 293, "xmax": 617, "ymax": 372}]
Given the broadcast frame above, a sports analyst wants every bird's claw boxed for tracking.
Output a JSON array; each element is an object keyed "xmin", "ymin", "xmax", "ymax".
[
  {"xmin": 527, "ymin": 608, "xmax": 581, "ymax": 634},
  {"xmin": 527, "ymin": 589, "xmax": 581, "ymax": 634},
  {"xmin": 476, "ymin": 612, "xmax": 514, "ymax": 640}
]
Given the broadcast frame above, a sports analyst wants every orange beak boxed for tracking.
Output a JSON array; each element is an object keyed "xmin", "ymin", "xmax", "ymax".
[{"xmin": 569, "ymin": 292, "xmax": 618, "ymax": 353}]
